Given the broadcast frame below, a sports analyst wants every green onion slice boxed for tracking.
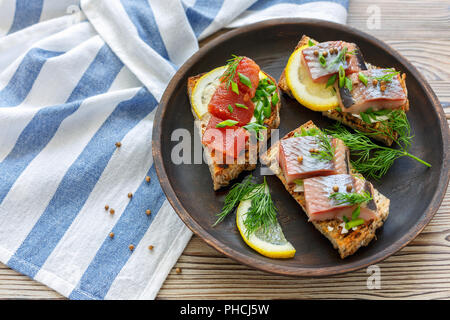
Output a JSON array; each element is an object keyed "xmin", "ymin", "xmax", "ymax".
[
  {"xmin": 238, "ymin": 72, "xmax": 252, "ymax": 88},
  {"xmin": 325, "ymin": 74, "xmax": 337, "ymax": 88},
  {"xmin": 227, "ymin": 104, "xmax": 233, "ymax": 113},
  {"xmin": 231, "ymin": 81, "xmax": 239, "ymax": 95},
  {"xmin": 358, "ymin": 72, "xmax": 368, "ymax": 86},
  {"xmin": 235, "ymin": 103, "xmax": 248, "ymax": 109}
]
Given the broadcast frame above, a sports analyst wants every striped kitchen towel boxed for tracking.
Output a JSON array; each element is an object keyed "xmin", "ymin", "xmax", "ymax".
[{"xmin": 0, "ymin": 0, "xmax": 349, "ymax": 299}]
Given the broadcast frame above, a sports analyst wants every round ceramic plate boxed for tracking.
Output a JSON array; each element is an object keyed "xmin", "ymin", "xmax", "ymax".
[{"xmin": 153, "ymin": 19, "xmax": 449, "ymax": 276}]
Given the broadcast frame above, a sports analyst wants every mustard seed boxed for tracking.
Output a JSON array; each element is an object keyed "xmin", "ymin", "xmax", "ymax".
[
  {"xmin": 313, "ymin": 50, "xmax": 319, "ymax": 56},
  {"xmin": 105, "ymin": 204, "xmax": 109, "ymax": 211},
  {"xmin": 109, "ymin": 232, "xmax": 114, "ymax": 238},
  {"xmin": 129, "ymin": 244, "xmax": 135, "ymax": 251},
  {"xmin": 146, "ymin": 209, "xmax": 151, "ymax": 216},
  {"xmin": 176, "ymin": 267, "xmax": 182, "ymax": 274},
  {"xmin": 297, "ymin": 156, "xmax": 303, "ymax": 163},
  {"xmin": 115, "ymin": 142, "xmax": 122, "ymax": 148},
  {"xmin": 128, "ymin": 192, "xmax": 133, "ymax": 199},
  {"xmin": 372, "ymin": 79, "xmax": 378, "ymax": 86},
  {"xmin": 148, "ymin": 245, "xmax": 154, "ymax": 251},
  {"xmin": 333, "ymin": 185, "xmax": 339, "ymax": 192},
  {"xmin": 322, "ymin": 50, "xmax": 328, "ymax": 57},
  {"xmin": 109, "ymin": 208, "xmax": 115, "ymax": 215},
  {"xmin": 145, "ymin": 176, "xmax": 151, "ymax": 183},
  {"xmin": 346, "ymin": 185, "xmax": 353, "ymax": 192}
]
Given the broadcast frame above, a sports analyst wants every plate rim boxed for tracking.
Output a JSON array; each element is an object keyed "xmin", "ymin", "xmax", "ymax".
[{"xmin": 152, "ymin": 18, "xmax": 450, "ymax": 276}]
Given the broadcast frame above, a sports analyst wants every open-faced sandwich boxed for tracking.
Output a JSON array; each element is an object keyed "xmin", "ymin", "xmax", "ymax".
[
  {"xmin": 187, "ymin": 55, "xmax": 281, "ymax": 190},
  {"xmin": 279, "ymin": 35, "xmax": 409, "ymax": 146},
  {"xmin": 261, "ymin": 120, "xmax": 390, "ymax": 258}
]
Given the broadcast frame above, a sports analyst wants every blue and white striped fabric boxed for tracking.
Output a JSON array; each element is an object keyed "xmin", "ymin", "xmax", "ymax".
[{"xmin": 0, "ymin": 0, "xmax": 348, "ymax": 299}]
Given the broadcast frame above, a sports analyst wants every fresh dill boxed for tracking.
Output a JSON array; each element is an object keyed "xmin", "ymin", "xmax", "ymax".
[
  {"xmin": 370, "ymin": 68, "xmax": 400, "ymax": 83},
  {"xmin": 213, "ymin": 176, "xmax": 278, "ymax": 237},
  {"xmin": 221, "ymin": 54, "xmax": 243, "ymax": 92},
  {"xmin": 312, "ymin": 131, "xmax": 335, "ymax": 162},
  {"xmin": 326, "ymin": 118, "xmax": 431, "ymax": 180}
]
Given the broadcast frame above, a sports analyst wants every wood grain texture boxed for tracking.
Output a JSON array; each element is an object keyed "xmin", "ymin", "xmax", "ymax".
[{"xmin": 0, "ymin": 0, "xmax": 448, "ymax": 300}]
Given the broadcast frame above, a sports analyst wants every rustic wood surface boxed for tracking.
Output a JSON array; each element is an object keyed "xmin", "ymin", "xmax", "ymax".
[{"xmin": 0, "ymin": 0, "xmax": 449, "ymax": 299}]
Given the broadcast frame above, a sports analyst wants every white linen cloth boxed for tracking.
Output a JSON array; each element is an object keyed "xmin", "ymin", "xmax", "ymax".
[{"xmin": 0, "ymin": 0, "xmax": 348, "ymax": 299}]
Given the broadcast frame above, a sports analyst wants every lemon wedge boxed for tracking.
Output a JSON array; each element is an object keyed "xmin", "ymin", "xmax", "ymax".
[
  {"xmin": 285, "ymin": 45, "xmax": 339, "ymax": 111},
  {"xmin": 236, "ymin": 197, "xmax": 296, "ymax": 259},
  {"xmin": 191, "ymin": 67, "xmax": 269, "ymax": 119}
]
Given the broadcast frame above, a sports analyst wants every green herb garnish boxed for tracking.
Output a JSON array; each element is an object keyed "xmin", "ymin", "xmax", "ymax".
[
  {"xmin": 216, "ymin": 119, "xmax": 239, "ymax": 128},
  {"xmin": 238, "ymin": 72, "xmax": 252, "ymax": 88},
  {"xmin": 312, "ymin": 131, "xmax": 335, "ymax": 162},
  {"xmin": 235, "ymin": 103, "xmax": 248, "ymax": 109},
  {"xmin": 243, "ymin": 122, "xmax": 267, "ymax": 141},
  {"xmin": 213, "ymin": 176, "xmax": 278, "ymax": 237},
  {"xmin": 359, "ymin": 108, "xmax": 392, "ymax": 124},
  {"xmin": 213, "ymin": 175, "xmax": 257, "ymax": 226},
  {"xmin": 326, "ymin": 115, "xmax": 431, "ymax": 180},
  {"xmin": 319, "ymin": 54, "xmax": 327, "ymax": 68},
  {"xmin": 358, "ymin": 72, "xmax": 368, "ymax": 86},
  {"xmin": 228, "ymin": 104, "xmax": 233, "ymax": 113},
  {"xmin": 271, "ymin": 91, "xmax": 279, "ymax": 105},
  {"xmin": 221, "ymin": 55, "xmax": 243, "ymax": 92},
  {"xmin": 370, "ymin": 68, "xmax": 400, "ymax": 83},
  {"xmin": 252, "ymin": 77, "xmax": 278, "ymax": 125},
  {"xmin": 308, "ymin": 39, "xmax": 315, "ymax": 47},
  {"xmin": 338, "ymin": 65, "xmax": 345, "ymax": 88},
  {"xmin": 242, "ymin": 177, "xmax": 277, "ymax": 236},
  {"xmin": 345, "ymin": 77, "xmax": 352, "ymax": 91},
  {"xmin": 326, "ymin": 74, "xmax": 337, "ymax": 88}
]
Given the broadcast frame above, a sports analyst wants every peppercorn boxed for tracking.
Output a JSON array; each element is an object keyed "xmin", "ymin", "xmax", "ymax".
[
  {"xmin": 145, "ymin": 176, "xmax": 151, "ymax": 183},
  {"xmin": 297, "ymin": 156, "xmax": 303, "ymax": 163},
  {"xmin": 346, "ymin": 185, "xmax": 352, "ymax": 192},
  {"xmin": 333, "ymin": 185, "xmax": 339, "ymax": 192},
  {"xmin": 128, "ymin": 192, "xmax": 133, "ymax": 199},
  {"xmin": 322, "ymin": 51, "xmax": 328, "ymax": 57},
  {"xmin": 313, "ymin": 50, "xmax": 319, "ymax": 56},
  {"xmin": 105, "ymin": 204, "xmax": 109, "ymax": 211},
  {"xmin": 146, "ymin": 209, "xmax": 151, "ymax": 216},
  {"xmin": 176, "ymin": 267, "xmax": 182, "ymax": 274},
  {"xmin": 372, "ymin": 79, "xmax": 378, "ymax": 86},
  {"xmin": 115, "ymin": 142, "xmax": 121, "ymax": 148},
  {"xmin": 109, "ymin": 208, "xmax": 115, "ymax": 215},
  {"xmin": 129, "ymin": 244, "xmax": 135, "ymax": 251},
  {"xmin": 109, "ymin": 232, "xmax": 114, "ymax": 239},
  {"xmin": 380, "ymin": 85, "xmax": 386, "ymax": 92},
  {"xmin": 148, "ymin": 245, "xmax": 154, "ymax": 251}
]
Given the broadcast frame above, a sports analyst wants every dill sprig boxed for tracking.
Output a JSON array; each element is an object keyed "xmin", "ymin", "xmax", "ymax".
[
  {"xmin": 221, "ymin": 54, "xmax": 243, "ymax": 92},
  {"xmin": 329, "ymin": 191, "xmax": 372, "ymax": 205},
  {"xmin": 213, "ymin": 175, "xmax": 257, "ymax": 226},
  {"xmin": 312, "ymin": 131, "xmax": 335, "ymax": 162},
  {"xmin": 327, "ymin": 119, "xmax": 431, "ymax": 180},
  {"xmin": 242, "ymin": 177, "xmax": 277, "ymax": 236}
]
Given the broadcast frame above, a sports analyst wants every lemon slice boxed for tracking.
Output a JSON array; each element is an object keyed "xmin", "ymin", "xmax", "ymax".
[
  {"xmin": 191, "ymin": 67, "xmax": 269, "ymax": 119},
  {"xmin": 285, "ymin": 45, "xmax": 339, "ymax": 111},
  {"xmin": 236, "ymin": 197, "xmax": 296, "ymax": 259}
]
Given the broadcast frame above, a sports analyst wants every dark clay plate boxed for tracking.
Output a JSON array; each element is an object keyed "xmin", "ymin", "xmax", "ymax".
[{"xmin": 153, "ymin": 19, "xmax": 449, "ymax": 276}]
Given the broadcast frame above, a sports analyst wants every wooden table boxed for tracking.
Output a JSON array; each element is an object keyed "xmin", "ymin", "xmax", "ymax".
[{"xmin": 0, "ymin": 0, "xmax": 449, "ymax": 299}]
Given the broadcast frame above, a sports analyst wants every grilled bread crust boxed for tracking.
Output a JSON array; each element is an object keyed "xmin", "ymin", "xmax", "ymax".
[
  {"xmin": 278, "ymin": 35, "xmax": 409, "ymax": 146},
  {"xmin": 187, "ymin": 71, "xmax": 281, "ymax": 190},
  {"xmin": 260, "ymin": 120, "xmax": 390, "ymax": 258}
]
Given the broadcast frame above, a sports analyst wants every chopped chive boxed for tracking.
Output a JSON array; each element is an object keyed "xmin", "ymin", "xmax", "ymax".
[
  {"xmin": 308, "ymin": 39, "xmax": 315, "ymax": 47},
  {"xmin": 228, "ymin": 104, "xmax": 233, "ymax": 113},
  {"xmin": 235, "ymin": 103, "xmax": 248, "ymax": 109},
  {"xmin": 325, "ymin": 74, "xmax": 337, "ymax": 88},
  {"xmin": 231, "ymin": 81, "xmax": 239, "ymax": 94},
  {"xmin": 271, "ymin": 91, "xmax": 279, "ymax": 105},
  {"xmin": 351, "ymin": 205, "xmax": 361, "ymax": 220},
  {"xmin": 358, "ymin": 72, "xmax": 368, "ymax": 86},
  {"xmin": 265, "ymin": 85, "xmax": 277, "ymax": 93},
  {"xmin": 238, "ymin": 72, "xmax": 252, "ymax": 88},
  {"xmin": 319, "ymin": 54, "xmax": 327, "ymax": 68},
  {"xmin": 216, "ymin": 119, "xmax": 238, "ymax": 128}
]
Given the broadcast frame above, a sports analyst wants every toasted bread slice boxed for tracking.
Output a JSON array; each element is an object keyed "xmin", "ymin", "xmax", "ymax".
[
  {"xmin": 278, "ymin": 35, "xmax": 409, "ymax": 146},
  {"xmin": 187, "ymin": 70, "xmax": 281, "ymax": 190},
  {"xmin": 260, "ymin": 120, "xmax": 390, "ymax": 258}
]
